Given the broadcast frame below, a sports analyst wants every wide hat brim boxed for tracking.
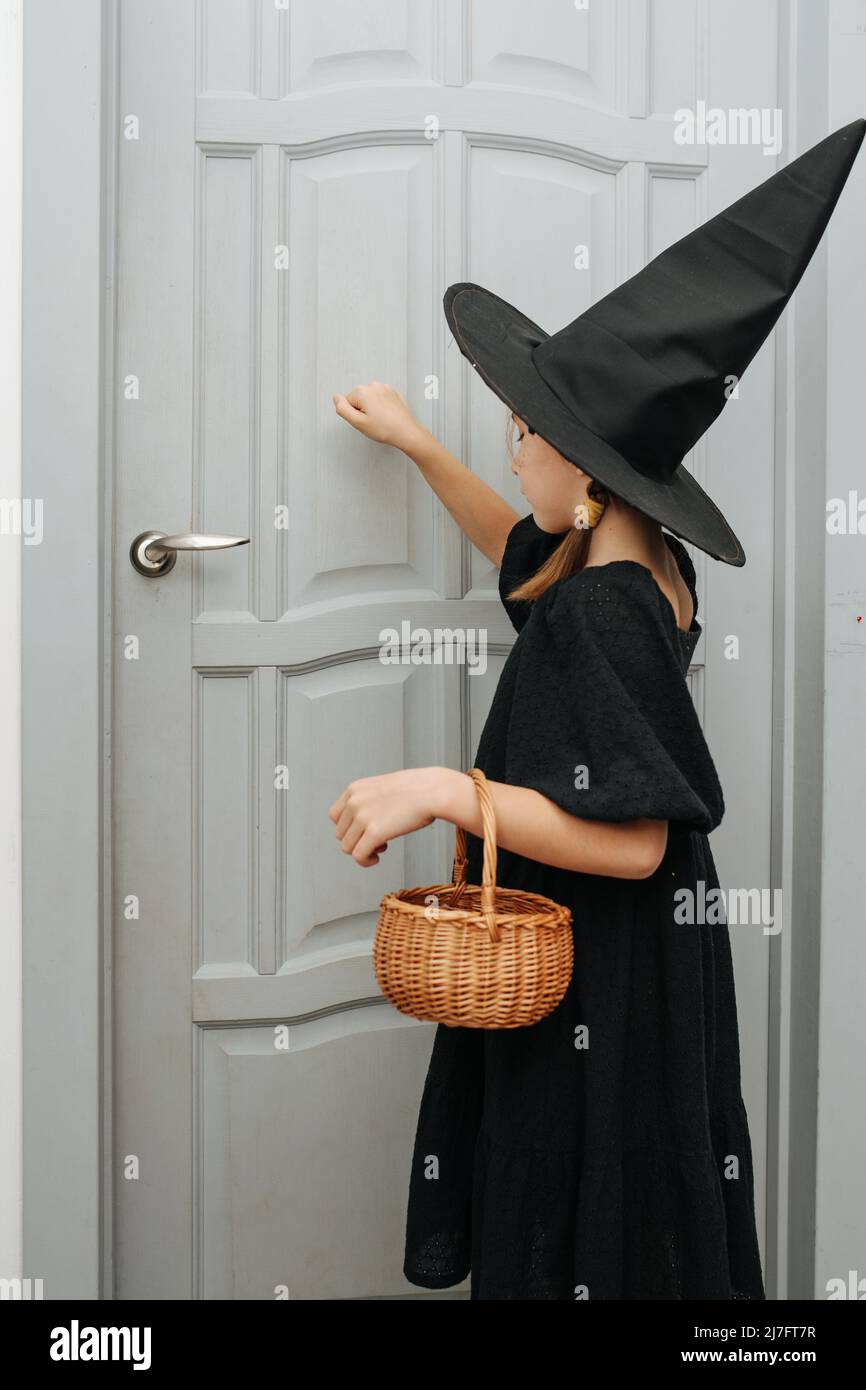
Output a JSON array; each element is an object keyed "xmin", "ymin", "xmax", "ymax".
[{"xmin": 444, "ymin": 281, "xmax": 746, "ymax": 566}]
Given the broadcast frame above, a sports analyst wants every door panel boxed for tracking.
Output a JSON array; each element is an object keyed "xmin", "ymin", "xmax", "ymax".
[{"xmin": 115, "ymin": 0, "xmax": 774, "ymax": 1298}]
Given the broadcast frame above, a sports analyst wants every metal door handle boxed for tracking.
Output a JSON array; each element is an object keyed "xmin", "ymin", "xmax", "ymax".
[{"xmin": 130, "ymin": 529, "xmax": 250, "ymax": 576}]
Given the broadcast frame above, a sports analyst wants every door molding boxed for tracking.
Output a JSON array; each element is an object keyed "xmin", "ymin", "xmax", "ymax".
[
  {"xmin": 0, "ymin": 0, "xmax": 24, "ymax": 1288},
  {"xmin": 769, "ymin": 0, "xmax": 835, "ymax": 1303},
  {"xmin": 22, "ymin": 0, "xmax": 118, "ymax": 1298}
]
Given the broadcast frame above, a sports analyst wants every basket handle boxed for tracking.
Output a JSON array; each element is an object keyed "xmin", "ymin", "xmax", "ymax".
[{"xmin": 450, "ymin": 767, "xmax": 498, "ymax": 936}]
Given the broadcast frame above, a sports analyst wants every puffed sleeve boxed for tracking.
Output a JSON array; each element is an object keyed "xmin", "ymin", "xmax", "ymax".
[
  {"xmin": 504, "ymin": 565, "xmax": 725, "ymax": 834},
  {"xmin": 498, "ymin": 513, "xmax": 569, "ymax": 633}
]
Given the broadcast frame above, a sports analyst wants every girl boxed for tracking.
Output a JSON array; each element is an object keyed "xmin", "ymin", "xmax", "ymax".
[
  {"xmin": 328, "ymin": 379, "xmax": 765, "ymax": 1300},
  {"xmin": 327, "ymin": 121, "xmax": 863, "ymax": 1298}
]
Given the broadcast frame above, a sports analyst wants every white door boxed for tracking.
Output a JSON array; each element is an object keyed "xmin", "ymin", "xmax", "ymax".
[{"xmin": 114, "ymin": 0, "xmax": 774, "ymax": 1298}]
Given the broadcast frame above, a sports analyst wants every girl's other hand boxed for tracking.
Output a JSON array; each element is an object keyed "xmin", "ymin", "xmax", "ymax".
[
  {"xmin": 332, "ymin": 380, "xmax": 424, "ymax": 452},
  {"xmin": 328, "ymin": 766, "xmax": 455, "ymax": 868}
]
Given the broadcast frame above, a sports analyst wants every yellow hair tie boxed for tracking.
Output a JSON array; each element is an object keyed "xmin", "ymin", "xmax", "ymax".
[{"xmin": 575, "ymin": 495, "xmax": 606, "ymax": 530}]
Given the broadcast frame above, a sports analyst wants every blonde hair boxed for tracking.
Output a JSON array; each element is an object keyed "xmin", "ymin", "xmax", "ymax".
[{"xmin": 504, "ymin": 411, "xmax": 615, "ymax": 604}]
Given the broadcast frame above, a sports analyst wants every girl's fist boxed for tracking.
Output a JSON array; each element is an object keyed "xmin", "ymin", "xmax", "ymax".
[{"xmin": 332, "ymin": 380, "xmax": 421, "ymax": 451}]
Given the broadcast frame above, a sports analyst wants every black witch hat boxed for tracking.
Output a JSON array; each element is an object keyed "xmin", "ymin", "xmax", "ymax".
[{"xmin": 445, "ymin": 117, "xmax": 866, "ymax": 565}]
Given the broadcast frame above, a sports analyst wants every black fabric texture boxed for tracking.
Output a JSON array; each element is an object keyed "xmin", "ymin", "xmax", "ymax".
[{"xmin": 402, "ymin": 513, "xmax": 766, "ymax": 1300}]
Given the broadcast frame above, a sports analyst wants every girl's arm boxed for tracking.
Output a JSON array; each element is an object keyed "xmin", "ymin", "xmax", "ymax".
[
  {"xmin": 434, "ymin": 769, "xmax": 668, "ymax": 880},
  {"xmin": 330, "ymin": 766, "xmax": 668, "ymax": 879},
  {"xmin": 332, "ymin": 381, "xmax": 519, "ymax": 565},
  {"xmin": 401, "ymin": 424, "xmax": 519, "ymax": 567}
]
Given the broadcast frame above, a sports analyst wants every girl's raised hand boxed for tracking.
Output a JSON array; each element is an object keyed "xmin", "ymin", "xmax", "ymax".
[{"xmin": 332, "ymin": 380, "xmax": 423, "ymax": 451}]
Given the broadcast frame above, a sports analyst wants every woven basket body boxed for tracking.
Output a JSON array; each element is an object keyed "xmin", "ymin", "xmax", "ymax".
[{"xmin": 374, "ymin": 769, "xmax": 573, "ymax": 1029}]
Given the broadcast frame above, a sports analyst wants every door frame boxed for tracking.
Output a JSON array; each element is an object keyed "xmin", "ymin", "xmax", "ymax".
[
  {"xmin": 22, "ymin": 0, "xmax": 118, "ymax": 1298},
  {"xmin": 19, "ymin": 0, "xmax": 842, "ymax": 1300}
]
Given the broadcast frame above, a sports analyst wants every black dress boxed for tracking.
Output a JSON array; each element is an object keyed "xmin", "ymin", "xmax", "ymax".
[{"xmin": 402, "ymin": 513, "xmax": 766, "ymax": 1301}]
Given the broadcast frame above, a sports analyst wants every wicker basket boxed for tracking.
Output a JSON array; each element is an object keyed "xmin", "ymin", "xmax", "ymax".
[{"xmin": 374, "ymin": 768, "xmax": 573, "ymax": 1029}]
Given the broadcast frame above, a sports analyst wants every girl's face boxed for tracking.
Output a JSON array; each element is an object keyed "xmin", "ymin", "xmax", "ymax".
[{"xmin": 510, "ymin": 412, "xmax": 587, "ymax": 534}]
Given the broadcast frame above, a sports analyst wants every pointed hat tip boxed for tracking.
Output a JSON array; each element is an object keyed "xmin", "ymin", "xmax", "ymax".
[
  {"xmin": 841, "ymin": 115, "xmax": 866, "ymax": 141},
  {"xmin": 833, "ymin": 115, "xmax": 866, "ymax": 149}
]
